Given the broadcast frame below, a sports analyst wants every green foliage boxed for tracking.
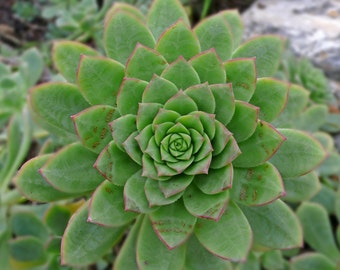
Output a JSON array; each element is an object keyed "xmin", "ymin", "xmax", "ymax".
[{"xmin": 13, "ymin": 0, "xmax": 332, "ymax": 269}]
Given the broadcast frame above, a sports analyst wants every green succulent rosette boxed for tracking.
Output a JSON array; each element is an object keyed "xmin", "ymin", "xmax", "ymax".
[{"xmin": 15, "ymin": 0, "xmax": 327, "ymax": 269}]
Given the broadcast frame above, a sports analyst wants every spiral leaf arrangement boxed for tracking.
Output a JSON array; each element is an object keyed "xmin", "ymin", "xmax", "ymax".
[{"xmin": 15, "ymin": 0, "xmax": 327, "ymax": 269}]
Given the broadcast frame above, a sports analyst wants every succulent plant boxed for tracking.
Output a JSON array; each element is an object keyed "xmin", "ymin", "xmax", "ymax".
[{"xmin": 15, "ymin": 0, "xmax": 328, "ymax": 268}]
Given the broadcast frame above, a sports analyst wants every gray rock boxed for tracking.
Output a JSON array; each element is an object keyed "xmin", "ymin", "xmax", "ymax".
[{"xmin": 242, "ymin": 0, "xmax": 340, "ymax": 82}]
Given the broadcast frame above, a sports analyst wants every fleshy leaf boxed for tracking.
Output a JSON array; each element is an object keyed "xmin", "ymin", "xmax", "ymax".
[
  {"xmin": 15, "ymin": 155, "xmax": 81, "ymax": 202},
  {"xmin": 292, "ymin": 104, "xmax": 328, "ymax": 132},
  {"xmin": 232, "ymin": 35, "xmax": 284, "ymax": 77},
  {"xmin": 159, "ymin": 174, "xmax": 194, "ymax": 197},
  {"xmin": 195, "ymin": 201, "xmax": 252, "ymax": 261},
  {"xmin": 113, "ymin": 215, "xmax": 143, "ymax": 270},
  {"xmin": 210, "ymin": 136, "xmax": 241, "ymax": 169},
  {"xmin": 136, "ymin": 216, "xmax": 186, "ymax": 270},
  {"xmin": 161, "ymin": 57, "xmax": 200, "ymax": 90},
  {"xmin": 142, "ymin": 75, "xmax": 178, "ymax": 104},
  {"xmin": 9, "ymin": 236, "xmax": 46, "ymax": 264},
  {"xmin": 53, "ymin": 41, "xmax": 99, "ymax": 83},
  {"xmin": 210, "ymin": 84, "xmax": 235, "ymax": 125},
  {"xmin": 297, "ymin": 202, "xmax": 340, "ymax": 262},
  {"xmin": 72, "ymin": 105, "xmax": 117, "ymax": 154},
  {"xmin": 61, "ymin": 202, "xmax": 125, "ymax": 266},
  {"xmin": 44, "ymin": 205, "xmax": 71, "ymax": 236},
  {"xmin": 29, "ymin": 83, "xmax": 89, "ymax": 139},
  {"xmin": 77, "ymin": 55, "xmax": 124, "ymax": 106},
  {"xmin": 184, "ymin": 84, "xmax": 215, "ymax": 114},
  {"xmin": 95, "ymin": 141, "xmax": 141, "ymax": 186},
  {"xmin": 124, "ymin": 170, "xmax": 157, "ymax": 213},
  {"xmin": 126, "ymin": 44, "xmax": 168, "ymax": 81},
  {"xmin": 291, "ymin": 253, "xmax": 335, "ymax": 270},
  {"xmin": 194, "ymin": 164, "xmax": 233, "ymax": 194},
  {"xmin": 105, "ymin": 2, "xmax": 145, "ymax": 25},
  {"xmin": 123, "ymin": 131, "xmax": 143, "ymax": 165},
  {"xmin": 194, "ymin": 13, "xmax": 233, "ymax": 61},
  {"xmin": 89, "ymin": 180, "xmax": 137, "ymax": 227},
  {"xmin": 221, "ymin": 10, "xmax": 243, "ymax": 49},
  {"xmin": 137, "ymin": 103, "xmax": 163, "ymax": 131},
  {"xmin": 40, "ymin": 143, "xmax": 104, "ymax": 193},
  {"xmin": 249, "ymin": 78, "xmax": 289, "ymax": 122},
  {"xmin": 233, "ymin": 121, "xmax": 286, "ymax": 168},
  {"xmin": 104, "ymin": 10, "xmax": 155, "ymax": 64},
  {"xmin": 211, "ymin": 120, "xmax": 232, "ymax": 156},
  {"xmin": 110, "ymin": 114, "xmax": 137, "ymax": 150},
  {"xmin": 270, "ymin": 129, "xmax": 327, "ymax": 178},
  {"xmin": 185, "ymin": 234, "xmax": 233, "ymax": 270},
  {"xmin": 117, "ymin": 78, "xmax": 148, "ymax": 115},
  {"xmin": 224, "ymin": 57, "xmax": 256, "ymax": 102},
  {"xmin": 282, "ymin": 172, "xmax": 321, "ymax": 203},
  {"xmin": 183, "ymin": 184, "xmax": 229, "ymax": 220},
  {"xmin": 189, "ymin": 49, "xmax": 226, "ymax": 84},
  {"xmin": 226, "ymin": 101, "xmax": 258, "ymax": 142},
  {"xmin": 156, "ymin": 20, "xmax": 200, "ymax": 63},
  {"xmin": 164, "ymin": 90, "xmax": 198, "ymax": 115},
  {"xmin": 231, "ymin": 162, "xmax": 284, "ymax": 206},
  {"xmin": 147, "ymin": 0, "xmax": 190, "ymax": 40},
  {"xmin": 144, "ymin": 178, "xmax": 183, "ymax": 206},
  {"xmin": 150, "ymin": 200, "xmax": 196, "ymax": 249},
  {"xmin": 239, "ymin": 199, "xmax": 302, "ymax": 249}
]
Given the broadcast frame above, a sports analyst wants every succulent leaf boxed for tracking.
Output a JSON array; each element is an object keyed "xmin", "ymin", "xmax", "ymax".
[
  {"xmin": 210, "ymin": 136, "xmax": 241, "ymax": 169},
  {"xmin": 105, "ymin": 2, "xmax": 145, "ymax": 25},
  {"xmin": 195, "ymin": 200, "xmax": 252, "ymax": 261},
  {"xmin": 110, "ymin": 114, "xmax": 137, "ymax": 150},
  {"xmin": 220, "ymin": 10, "xmax": 243, "ymax": 49},
  {"xmin": 145, "ymin": 178, "xmax": 183, "ymax": 206},
  {"xmin": 163, "ymin": 90, "xmax": 198, "ymax": 115},
  {"xmin": 232, "ymin": 35, "xmax": 284, "ymax": 77},
  {"xmin": 104, "ymin": 10, "xmax": 155, "ymax": 64},
  {"xmin": 291, "ymin": 253, "xmax": 336, "ymax": 270},
  {"xmin": 89, "ymin": 180, "xmax": 137, "ymax": 227},
  {"xmin": 77, "ymin": 55, "xmax": 124, "ymax": 106},
  {"xmin": 53, "ymin": 41, "xmax": 100, "ymax": 83},
  {"xmin": 159, "ymin": 174, "xmax": 194, "ymax": 198},
  {"xmin": 184, "ymin": 84, "xmax": 215, "ymax": 114}
]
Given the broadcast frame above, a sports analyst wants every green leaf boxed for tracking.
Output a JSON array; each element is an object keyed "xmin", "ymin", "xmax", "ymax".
[
  {"xmin": 110, "ymin": 114, "xmax": 137, "ymax": 150},
  {"xmin": 77, "ymin": 55, "xmax": 124, "ymax": 106},
  {"xmin": 270, "ymin": 129, "xmax": 327, "ymax": 178},
  {"xmin": 282, "ymin": 172, "xmax": 321, "ymax": 203},
  {"xmin": 113, "ymin": 216, "xmax": 143, "ymax": 270},
  {"xmin": 72, "ymin": 105, "xmax": 118, "ymax": 153},
  {"xmin": 53, "ymin": 41, "xmax": 99, "ymax": 83},
  {"xmin": 137, "ymin": 103, "xmax": 163, "ymax": 131},
  {"xmin": 136, "ymin": 216, "xmax": 186, "ymax": 270},
  {"xmin": 261, "ymin": 250, "xmax": 285, "ymax": 270},
  {"xmin": 184, "ymin": 84, "xmax": 215, "ymax": 114},
  {"xmin": 292, "ymin": 104, "xmax": 328, "ymax": 132},
  {"xmin": 194, "ymin": 164, "xmax": 233, "ymax": 194},
  {"xmin": 44, "ymin": 205, "xmax": 72, "ymax": 236},
  {"xmin": 183, "ymin": 184, "xmax": 229, "ymax": 220},
  {"xmin": 41, "ymin": 143, "xmax": 104, "ymax": 193},
  {"xmin": 194, "ymin": 13, "xmax": 233, "ymax": 61},
  {"xmin": 221, "ymin": 10, "xmax": 243, "ymax": 49},
  {"xmin": 95, "ymin": 141, "xmax": 141, "ymax": 186},
  {"xmin": 124, "ymin": 170, "xmax": 157, "ymax": 213},
  {"xmin": 195, "ymin": 201, "xmax": 252, "ymax": 261},
  {"xmin": 11, "ymin": 212, "xmax": 48, "ymax": 241},
  {"xmin": 249, "ymin": 78, "xmax": 289, "ymax": 122},
  {"xmin": 117, "ymin": 78, "xmax": 148, "ymax": 115},
  {"xmin": 123, "ymin": 131, "xmax": 143, "ymax": 165},
  {"xmin": 239, "ymin": 199, "xmax": 302, "ymax": 249},
  {"xmin": 232, "ymin": 35, "xmax": 284, "ymax": 77},
  {"xmin": 211, "ymin": 120, "xmax": 232, "ymax": 156},
  {"xmin": 156, "ymin": 20, "xmax": 200, "ymax": 63},
  {"xmin": 29, "ymin": 83, "xmax": 90, "ymax": 139},
  {"xmin": 310, "ymin": 185, "xmax": 335, "ymax": 214},
  {"xmin": 185, "ymin": 234, "xmax": 233, "ymax": 270},
  {"xmin": 297, "ymin": 202, "xmax": 340, "ymax": 262},
  {"xmin": 147, "ymin": 0, "xmax": 190, "ymax": 40},
  {"xmin": 104, "ymin": 10, "xmax": 155, "ymax": 64},
  {"xmin": 227, "ymin": 101, "xmax": 258, "ymax": 142},
  {"xmin": 291, "ymin": 253, "xmax": 335, "ymax": 270},
  {"xmin": 89, "ymin": 180, "xmax": 137, "ymax": 227},
  {"xmin": 105, "ymin": 2, "xmax": 145, "ymax": 26},
  {"xmin": 233, "ymin": 121, "xmax": 286, "ymax": 168},
  {"xmin": 159, "ymin": 174, "xmax": 194, "ymax": 197},
  {"xmin": 210, "ymin": 84, "xmax": 235, "ymax": 125},
  {"xmin": 14, "ymin": 155, "xmax": 82, "ymax": 202},
  {"xmin": 21, "ymin": 47, "xmax": 44, "ymax": 87},
  {"xmin": 189, "ymin": 49, "xmax": 226, "ymax": 84},
  {"xmin": 9, "ymin": 236, "xmax": 46, "ymax": 263},
  {"xmin": 161, "ymin": 57, "xmax": 200, "ymax": 90},
  {"xmin": 164, "ymin": 90, "xmax": 198, "ymax": 115},
  {"xmin": 126, "ymin": 44, "xmax": 168, "ymax": 81},
  {"xmin": 61, "ymin": 202, "xmax": 126, "ymax": 266},
  {"xmin": 224, "ymin": 57, "xmax": 256, "ymax": 102},
  {"xmin": 150, "ymin": 200, "xmax": 196, "ymax": 249},
  {"xmin": 142, "ymin": 75, "xmax": 178, "ymax": 104},
  {"xmin": 210, "ymin": 136, "xmax": 241, "ymax": 169},
  {"xmin": 231, "ymin": 162, "xmax": 284, "ymax": 206}
]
